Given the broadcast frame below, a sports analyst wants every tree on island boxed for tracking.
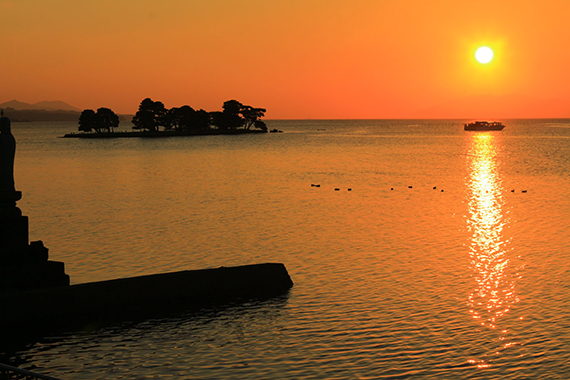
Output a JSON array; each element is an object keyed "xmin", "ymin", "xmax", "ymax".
[
  {"xmin": 211, "ymin": 100, "xmax": 244, "ymax": 130},
  {"xmin": 78, "ymin": 108, "xmax": 119, "ymax": 133},
  {"xmin": 79, "ymin": 98, "xmax": 267, "ymax": 134},
  {"xmin": 131, "ymin": 98, "xmax": 167, "ymax": 132},
  {"xmin": 95, "ymin": 108, "xmax": 119, "ymax": 133},
  {"xmin": 194, "ymin": 109, "xmax": 213, "ymax": 131},
  {"xmin": 165, "ymin": 106, "xmax": 212, "ymax": 132},
  {"xmin": 78, "ymin": 109, "xmax": 96, "ymax": 133},
  {"xmin": 210, "ymin": 100, "xmax": 267, "ymax": 132},
  {"xmin": 241, "ymin": 105, "xmax": 267, "ymax": 131},
  {"xmin": 130, "ymin": 98, "xmax": 266, "ymax": 133}
]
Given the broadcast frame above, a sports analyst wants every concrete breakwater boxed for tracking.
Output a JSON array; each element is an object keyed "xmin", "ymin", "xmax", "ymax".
[
  {"xmin": 0, "ymin": 263, "xmax": 293, "ymax": 332},
  {"xmin": 0, "ymin": 117, "xmax": 292, "ymax": 334}
]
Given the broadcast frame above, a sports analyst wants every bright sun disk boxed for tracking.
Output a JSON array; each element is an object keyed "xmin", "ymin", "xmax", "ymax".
[{"xmin": 475, "ymin": 47, "xmax": 494, "ymax": 64}]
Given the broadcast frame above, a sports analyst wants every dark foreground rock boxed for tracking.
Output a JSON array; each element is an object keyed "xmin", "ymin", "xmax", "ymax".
[{"xmin": 0, "ymin": 263, "xmax": 293, "ymax": 333}]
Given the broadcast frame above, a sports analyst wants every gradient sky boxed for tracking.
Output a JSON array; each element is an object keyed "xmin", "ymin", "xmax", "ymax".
[{"xmin": 2, "ymin": 0, "xmax": 570, "ymax": 119}]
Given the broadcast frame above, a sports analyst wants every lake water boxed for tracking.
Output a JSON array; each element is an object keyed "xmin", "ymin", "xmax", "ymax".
[{"xmin": 2, "ymin": 119, "xmax": 570, "ymax": 379}]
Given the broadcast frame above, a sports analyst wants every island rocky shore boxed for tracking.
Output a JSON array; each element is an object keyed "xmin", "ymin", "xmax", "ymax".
[{"xmin": 62, "ymin": 128, "xmax": 268, "ymax": 138}]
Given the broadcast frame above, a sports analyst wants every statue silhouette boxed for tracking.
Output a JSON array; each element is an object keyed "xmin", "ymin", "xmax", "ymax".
[{"xmin": 0, "ymin": 116, "xmax": 16, "ymax": 193}]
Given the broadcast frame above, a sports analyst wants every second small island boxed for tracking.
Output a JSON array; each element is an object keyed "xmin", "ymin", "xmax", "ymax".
[{"xmin": 63, "ymin": 98, "xmax": 272, "ymax": 138}]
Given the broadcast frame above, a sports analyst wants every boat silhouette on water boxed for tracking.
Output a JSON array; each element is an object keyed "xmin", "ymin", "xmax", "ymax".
[{"xmin": 464, "ymin": 121, "xmax": 505, "ymax": 131}]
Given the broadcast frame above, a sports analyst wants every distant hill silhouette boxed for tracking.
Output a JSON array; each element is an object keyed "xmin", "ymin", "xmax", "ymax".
[
  {"xmin": 1, "ymin": 108, "xmax": 132, "ymax": 123},
  {"xmin": 0, "ymin": 100, "xmax": 133, "ymax": 122},
  {"xmin": 2, "ymin": 108, "xmax": 80, "ymax": 122},
  {"xmin": 33, "ymin": 100, "xmax": 81, "ymax": 112},
  {"xmin": 0, "ymin": 99, "xmax": 81, "ymax": 112}
]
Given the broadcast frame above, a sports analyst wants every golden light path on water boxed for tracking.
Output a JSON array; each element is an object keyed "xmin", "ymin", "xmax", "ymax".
[{"xmin": 466, "ymin": 134, "xmax": 520, "ymax": 368}]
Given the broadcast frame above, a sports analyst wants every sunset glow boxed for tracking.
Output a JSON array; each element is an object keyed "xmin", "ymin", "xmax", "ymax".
[
  {"xmin": 2, "ymin": 0, "xmax": 570, "ymax": 118},
  {"xmin": 2, "ymin": 0, "xmax": 570, "ymax": 376}
]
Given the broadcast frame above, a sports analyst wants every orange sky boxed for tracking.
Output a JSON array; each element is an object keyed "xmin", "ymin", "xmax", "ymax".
[{"xmin": 2, "ymin": 0, "xmax": 570, "ymax": 119}]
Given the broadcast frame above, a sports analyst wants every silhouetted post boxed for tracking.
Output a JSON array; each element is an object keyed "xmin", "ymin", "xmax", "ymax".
[
  {"xmin": 0, "ymin": 114, "xmax": 16, "ymax": 193},
  {"xmin": 0, "ymin": 114, "xmax": 69, "ymax": 291},
  {"xmin": 0, "ymin": 115, "xmax": 25, "ymax": 249}
]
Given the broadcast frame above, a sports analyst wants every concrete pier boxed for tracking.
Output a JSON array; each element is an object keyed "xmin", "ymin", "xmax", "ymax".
[{"xmin": 0, "ymin": 263, "xmax": 293, "ymax": 332}]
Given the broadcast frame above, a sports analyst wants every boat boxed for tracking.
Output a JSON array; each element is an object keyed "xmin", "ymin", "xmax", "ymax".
[{"xmin": 464, "ymin": 121, "xmax": 505, "ymax": 131}]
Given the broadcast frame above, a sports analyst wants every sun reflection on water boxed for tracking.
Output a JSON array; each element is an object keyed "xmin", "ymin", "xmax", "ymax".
[{"xmin": 466, "ymin": 134, "xmax": 520, "ymax": 366}]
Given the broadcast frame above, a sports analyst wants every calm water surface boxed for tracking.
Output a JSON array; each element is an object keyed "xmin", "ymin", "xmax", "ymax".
[{"xmin": 3, "ymin": 119, "xmax": 570, "ymax": 379}]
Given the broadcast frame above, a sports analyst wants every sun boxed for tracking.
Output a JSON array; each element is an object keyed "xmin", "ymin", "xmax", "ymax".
[{"xmin": 475, "ymin": 46, "xmax": 494, "ymax": 64}]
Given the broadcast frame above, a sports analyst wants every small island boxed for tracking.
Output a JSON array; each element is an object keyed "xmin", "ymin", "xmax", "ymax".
[{"xmin": 63, "ymin": 98, "xmax": 269, "ymax": 138}]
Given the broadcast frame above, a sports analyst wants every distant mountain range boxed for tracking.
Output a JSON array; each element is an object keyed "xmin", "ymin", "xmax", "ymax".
[
  {"xmin": 0, "ymin": 99, "xmax": 81, "ymax": 112},
  {"xmin": 0, "ymin": 100, "xmax": 132, "ymax": 122}
]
